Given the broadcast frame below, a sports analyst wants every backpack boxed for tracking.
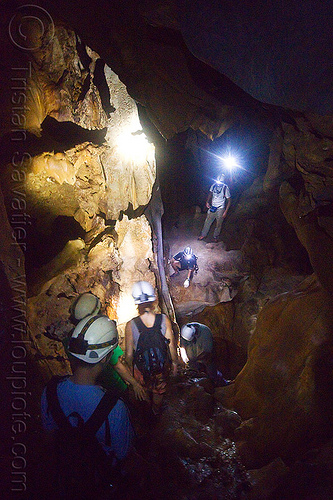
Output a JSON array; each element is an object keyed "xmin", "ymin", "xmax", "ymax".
[
  {"xmin": 133, "ymin": 314, "xmax": 171, "ymax": 382},
  {"xmin": 45, "ymin": 376, "xmax": 119, "ymax": 500}
]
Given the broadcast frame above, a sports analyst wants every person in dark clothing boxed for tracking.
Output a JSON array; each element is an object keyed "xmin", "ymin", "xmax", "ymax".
[
  {"xmin": 170, "ymin": 246, "xmax": 198, "ymax": 288},
  {"xmin": 180, "ymin": 322, "xmax": 231, "ymax": 386}
]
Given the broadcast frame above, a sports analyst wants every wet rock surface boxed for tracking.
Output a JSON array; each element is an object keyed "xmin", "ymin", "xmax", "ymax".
[
  {"xmin": 127, "ymin": 373, "xmax": 250, "ymax": 500},
  {"xmin": 166, "ymin": 208, "xmax": 249, "ymax": 318}
]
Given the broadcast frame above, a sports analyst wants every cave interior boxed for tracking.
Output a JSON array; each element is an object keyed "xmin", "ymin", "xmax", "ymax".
[{"xmin": 1, "ymin": 1, "xmax": 333, "ymax": 499}]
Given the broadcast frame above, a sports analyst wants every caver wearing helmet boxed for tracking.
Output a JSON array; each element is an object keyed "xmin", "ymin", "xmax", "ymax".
[
  {"xmin": 41, "ymin": 314, "xmax": 134, "ymax": 475},
  {"xmin": 170, "ymin": 247, "xmax": 198, "ymax": 288},
  {"xmin": 216, "ymin": 173, "xmax": 225, "ymax": 184},
  {"xmin": 69, "ymin": 314, "xmax": 118, "ymax": 364},
  {"xmin": 180, "ymin": 323, "xmax": 213, "ymax": 354},
  {"xmin": 198, "ymin": 171, "xmax": 231, "ymax": 242},
  {"xmin": 180, "ymin": 322, "xmax": 212, "ymax": 368},
  {"xmin": 71, "ymin": 292, "xmax": 101, "ymax": 322},
  {"xmin": 125, "ymin": 282, "xmax": 179, "ymax": 416},
  {"xmin": 183, "ymin": 246, "xmax": 193, "ymax": 256},
  {"xmin": 179, "ymin": 322, "xmax": 232, "ymax": 386},
  {"xmin": 180, "ymin": 323, "xmax": 197, "ymax": 342},
  {"xmin": 131, "ymin": 281, "xmax": 156, "ymax": 305}
]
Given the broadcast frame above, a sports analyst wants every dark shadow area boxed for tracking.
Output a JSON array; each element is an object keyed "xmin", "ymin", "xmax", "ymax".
[
  {"xmin": 270, "ymin": 461, "xmax": 333, "ymax": 500},
  {"xmin": 0, "ymin": 117, "xmax": 107, "ymax": 167},
  {"xmin": 93, "ymin": 58, "xmax": 115, "ymax": 116},
  {"xmin": 0, "ymin": 263, "xmax": 14, "ymax": 494},
  {"xmin": 41, "ymin": 116, "xmax": 107, "ymax": 152},
  {"xmin": 75, "ymin": 33, "xmax": 91, "ymax": 71},
  {"xmin": 24, "ymin": 215, "xmax": 86, "ymax": 271}
]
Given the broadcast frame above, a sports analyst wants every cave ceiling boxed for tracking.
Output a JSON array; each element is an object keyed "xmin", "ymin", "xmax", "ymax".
[
  {"xmin": 2, "ymin": 0, "xmax": 333, "ymax": 137},
  {"xmin": 1, "ymin": 0, "xmax": 333, "ymax": 291}
]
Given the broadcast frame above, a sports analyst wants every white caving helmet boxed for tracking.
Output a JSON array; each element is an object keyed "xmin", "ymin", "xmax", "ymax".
[
  {"xmin": 71, "ymin": 293, "xmax": 101, "ymax": 321},
  {"xmin": 180, "ymin": 323, "xmax": 196, "ymax": 341},
  {"xmin": 131, "ymin": 281, "xmax": 156, "ymax": 305},
  {"xmin": 68, "ymin": 314, "xmax": 118, "ymax": 363},
  {"xmin": 216, "ymin": 173, "xmax": 225, "ymax": 184},
  {"xmin": 184, "ymin": 246, "xmax": 193, "ymax": 256}
]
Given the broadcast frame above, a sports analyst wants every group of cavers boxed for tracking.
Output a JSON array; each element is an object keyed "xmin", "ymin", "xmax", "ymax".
[
  {"xmin": 40, "ymin": 174, "xmax": 232, "ymax": 498},
  {"xmin": 170, "ymin": 172, "xmax": 231, "ymax": 288},
  {"xmin": 41, "ymin": 283, "xmax": 232, "ymax": 498}
]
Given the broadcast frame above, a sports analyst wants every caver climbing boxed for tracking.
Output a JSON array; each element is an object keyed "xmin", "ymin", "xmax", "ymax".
[
  {"xmin": 180, "ymin": 322, "xmax": 232, "ymax": 386},
  {"xmin": 125, "ymin": 281, "xmax": 179, "ymax": 415},
  {"xmin": 170, "ymin": 246, "xmax": 199, "ymax": 288}
]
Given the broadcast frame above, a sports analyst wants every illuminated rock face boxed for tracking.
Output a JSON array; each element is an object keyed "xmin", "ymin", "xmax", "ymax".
[
  {"xmin": 26, "ymin": 235, "xmax": 118, "ymax": 378},
  {"xmin": 220, "ymin": 275, "xmax": 333, "ymax": 466},
  {"xmin": 114, "ymin": 215, "xmax": 155, "ymax": 331},
  {"xmin": 2, "ymin": 25, "xmax": 156, "ymax": 231},
  {"xmin": 0, "ymin": 21, "xmax": 157, "ymax": 378},
  {"xmin": 26, "ymin": 213, "xmax": 155, "ymax": 378},
  {"xmin": 23, "ymin": 27, "xmax": 107, "ymax": 135},
  {"xmin": 166, "ymin": 210, "xmax": 247, "ymax": 318}
]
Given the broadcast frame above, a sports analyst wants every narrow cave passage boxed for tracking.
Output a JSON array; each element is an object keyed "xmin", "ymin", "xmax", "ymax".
[{"xmin": 1, "ymin": 2, "xmax": 333, "ymax": 498}]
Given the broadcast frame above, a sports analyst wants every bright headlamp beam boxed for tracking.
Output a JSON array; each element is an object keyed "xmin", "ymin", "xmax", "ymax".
[
  {"xmin": 222, "ymin": 155, "xmax": 238, "ymax": 170},
  {"xmin": 117, "ymin": 130, "xmax": 150, "ymax": 162},
  {"xmin": 180, "ymin": 347, "xmax": 189, "ymax": 364}
]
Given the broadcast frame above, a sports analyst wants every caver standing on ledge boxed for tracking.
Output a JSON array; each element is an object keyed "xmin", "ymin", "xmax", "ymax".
[
  {"xmin": 125, "ymin": 281, "xmax": 179, "ymax": 415},
  {"xmin": 180, "ymin": 322, "xmax": 232, "ymax": 386},
  {"xmin": 198, "ymin": 173, "xmax": 231, "ymax": 242},
  {"xmin": 170, "ymin": 246, "xmax": 198, "ymax": 288},
  {"xmin": 67, "ymin": 292, "xmax": 147, "ymax": 400}
]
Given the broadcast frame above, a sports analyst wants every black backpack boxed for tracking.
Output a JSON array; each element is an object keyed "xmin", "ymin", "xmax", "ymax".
[
  {"xmin": 133, "ymin": 314, "xmax": 171, "ymax": 381},
  {"xmin": 45, "ymin": 376, "xmax": 119, "ymax": 500}
]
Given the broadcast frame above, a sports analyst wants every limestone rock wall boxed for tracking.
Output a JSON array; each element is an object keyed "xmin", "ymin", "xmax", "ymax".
[
  {"xmin": 26, "ymin": 213, "xmax": 155, "ymax": 379},
  {"xmin": 23, "ymin": 25, "xmax": 107, "ymax": 135},
  {"xmin": 0, "ymin": 18, "xmax": 158, "ymax": 380},
  {"xmin": 1, "ymin": 2, "xmax": 333, "ymax": 474},
  {"xmin": 221, "ymin": 275, "xmax": 333, "ymax": 466},
  {"xmin": 1, "ymin": 22, "xmax": 156, "ymax": 231}
]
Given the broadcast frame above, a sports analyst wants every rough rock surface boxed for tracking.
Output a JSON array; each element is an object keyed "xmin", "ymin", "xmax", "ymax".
[
  {"xmin": 166, "ymin": 208, "xmax": 248, "ymax": 318},
  {"xmin": 165, "ymin": 178, "xmax": 310, "ymax": 378},
  {"xmin": 1, "ymin": 34, "xmax": 156, "ymax": 231},
  {"xmin": 220, "ymin": 275, "xmax": 333, "ymax": 467},
  {"xmin": 27, "ymin": 213, "xmax": 157, "ymax": 379},
  {"xmin": 0, "ymin": 19, "xmax": 158, "ymax": 379}
]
